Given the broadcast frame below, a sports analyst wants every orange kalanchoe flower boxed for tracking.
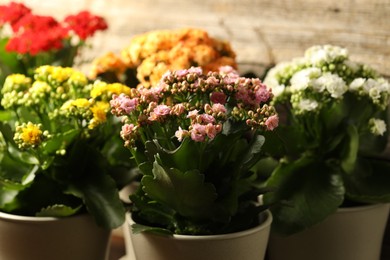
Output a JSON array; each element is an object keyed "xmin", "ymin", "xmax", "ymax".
[{"xmin": 89, "ymin": 28, "xmax": 237, "ymax": 88}]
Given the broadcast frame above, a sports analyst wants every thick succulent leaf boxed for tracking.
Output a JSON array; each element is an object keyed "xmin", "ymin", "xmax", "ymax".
[
  {"xmin": 237, "ymin": 135, "xmax": 265, "ymax": 170},
  {"xmin": 142, "ymin": 161, "xmax": 217, "ymax": 219},
  {"xmin": 343, "ymin": 157, "xmax": 390, "ymax": 203},
  {"xmin": 131, "ymin": 223, "xmax": 173, "ymax": 235},
  {"xmin": 0, "ymin": 187, "xmax": 19, "ymax": 210},
  {"xmin": 263, "ymin": 156, "xmax": 345, "ymax": 235},
  {"xmin": 145, "ymin": 139, "xmax": 202, "ymax": 172},
  {"xmin": 340, "ymin": 124, "xmax": 359, "ymax": 174},
  {"xmin": 0, "ymin": 151, "xmax": 38, "ymax": 186},
  {"xmin": 36, "ymin": 204, "xmax": 82, "ymax": 217},
  {"xmin": 75, "ymin": 172, "xmax": 126, "ymax": 229},
  {"xmin": 63, "ymin": 141, "xmax": 126, "ymax": 229}
]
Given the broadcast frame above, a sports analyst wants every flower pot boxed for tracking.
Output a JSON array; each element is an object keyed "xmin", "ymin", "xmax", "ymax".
[
  {"xmin": 122, "ymin": 210, "xmax": 272, "ymax": 260},
  {"xmin": 0, "ymin": 211, "xmax": 111, "ymax": 260},
  {"xmin": 267, "ymin": 203, "xmax": 390, "ymax": 260}
]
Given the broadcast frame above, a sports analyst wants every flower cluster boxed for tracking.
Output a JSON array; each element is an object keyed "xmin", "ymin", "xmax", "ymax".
[
  {"xmin": 261, "ymin": 45, "xmax": 390, "ymax": 235},
  {"xmin": 89, "ymin": 28, "xmax": 237, "ymax": 88},
  {"xmin": 111, "ymin": 66, "xmax": 278, "ymax": 235},
  {"xmin": 265, "ymin": 45, "xmax": 389, "ymax": 136},
  {"xmin": 0, "ymin": 2, "xmax": 107, "ymax": 84},
  {"xmin": 112, "ymin": 66, "xmax": 278, "ymax": 147},
  {"xmin": 0, "ymin": 66, "xmax": 131, "ymax": 228}
]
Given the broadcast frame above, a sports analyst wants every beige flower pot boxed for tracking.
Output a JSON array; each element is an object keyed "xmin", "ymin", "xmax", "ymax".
[
  {"xmin": 122, "ymin": 210, "xmax": 272, "ymax": 260},
  {"xmin": 268, "ymin": 203, "xmax": 390, "ymax": 260},
  {"xmin": 0, "ymin": 211, "xmax": 111, "ymax": 260}
]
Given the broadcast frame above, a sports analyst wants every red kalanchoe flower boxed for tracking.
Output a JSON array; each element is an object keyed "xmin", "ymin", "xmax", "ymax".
[
  {"xmin": 12, "ymin": 13, "xmax": 62, "ymax": 32},
  {"xmin": 6, "ymin": 26, "xmax": 67, "ymax": 55},
  {"xmin": 64, "ymin": 11, "xmax": 107, "ymax": 40},
  {"xmin": 0, "ymin": 2, "xmax": 31, "ymax": 28}
]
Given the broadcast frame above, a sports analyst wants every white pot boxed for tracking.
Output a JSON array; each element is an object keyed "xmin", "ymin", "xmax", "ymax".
[
  {"xmin": 268, "ymin": 203, "xmax": 390, "ymax": 260},
  {"xmin": 0, "ymin": 211, "xmax": 111, "ymax": 260},
  {"xmin": 122, "ymin": 210, "xmax": 272, "ymax": 260}
]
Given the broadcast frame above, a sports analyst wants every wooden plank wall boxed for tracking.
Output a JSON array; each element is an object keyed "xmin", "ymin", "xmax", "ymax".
[{"xmin": 2, "ymin": 0, "xmax": 389, "ymax": 78}]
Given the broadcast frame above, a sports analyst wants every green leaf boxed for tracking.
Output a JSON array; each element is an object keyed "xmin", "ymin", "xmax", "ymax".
[
  {"xmin": 36, "ymin": 204, "xmax": 82, "ymax": 217},
  {"xmin": 63, "ymin": 140, "xmax": 126, "ymax": 229},
  {"xmin": 76, "ymin": 172, "xmax": 126, "ymax": 229},
  {"xmin": 0, "ymin": 111, "xmax": 14, "ymax": 121},
  {"xmin": 141, "ymin": 161, "xmax": 217, "ymax": 219},
  {"xmin": 0, "ymin": 123, "xmax": 39, "ymax": 165},
  {"xmin": 8, "ymin": 145, "xmax": 39, "ymax": 165},
  {"xmin": 42, "ymin": 129, "xmax": 80, "ymax": 154},
  {"xmin": 0, "ymin": 150, "xmax": 38, "ymax": 186},
  {"xmin": 238, "ymin": 135, "xmax": 265, "ymax": 170},
  {"xmin": 343, "ymin": 157, "xmax": 390, "ymax": 203},
  {"xmin": 145, "ymin": 139, "xmax": 202, "ymax": 172},
  {"xmin": 2, "ymin": 173, "xmax": 81, "ymax": 215},
  {"xmin": 0, "ymin": 187, "xmax": 19, "ymax": 210},
  {"xmin": 131, "ymin": 223, "xmax": 173, "ymax": 235},
  {"xmin": 263, "ymin": 156, "xmax": 345, "ymax": 235},
  {"xmin": 341, "ymin": 124, "xmax": 359, "ymax": 174},
  {"xmin": 0, "ymin": 38, "xmax": 23, "ymax": 78}
]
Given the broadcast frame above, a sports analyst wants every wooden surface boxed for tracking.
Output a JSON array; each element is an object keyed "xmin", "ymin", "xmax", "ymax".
[{"xmin": 1, "ymin": 0, "xmax": 389, "ymax": 78}]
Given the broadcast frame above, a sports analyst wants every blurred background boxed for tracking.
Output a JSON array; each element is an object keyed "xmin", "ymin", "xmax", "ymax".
[{"xmin": 1, "ymin": 0, "xmax": 388, "ymax": 79}]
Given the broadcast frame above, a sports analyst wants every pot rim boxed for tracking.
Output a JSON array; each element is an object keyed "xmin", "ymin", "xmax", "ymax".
[
  {"xmin": 337, "ymin": 203, "xmax": 390, "ymax": 214},
  {"xmin": 0, "ymin": 210, "xmax": 88, "ymax": 223},
  {"xmin": 127, "ymin": 210, "xmax": 272, "ymax": 240}
]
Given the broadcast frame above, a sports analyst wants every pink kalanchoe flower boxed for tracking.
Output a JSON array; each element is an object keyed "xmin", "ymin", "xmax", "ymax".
[
  {"xmin": 265, "ymin": 115, "xmax": 279, "ymax": 131},
  {"xmin": 175, "ymin": 127, "xmax": 190, "ymax": 142},
  {"xmin": 120, "ymin": 123, "xmax": 136, "ymax": 146},
  {"xmin": 187, "ymin": 109, "xmax": 199, "ymax": 120},
  {"xmin": 171, "ymin": 103, "xmax": 186, "ymax": 116},
  {"xmin": 211, "ymin": 103, "xmax": 227, "ymax": 114},
  {"xmin": 149, "ymin": 104, "xmax": 171, "ymax": 121},
  {"xmin": 138, "ymin": 86, "xmax": 160, "ymax": 103},
  {"xmin": 110, "ymin": 93, "xmax": 138, "ymax": 116},
  {"xmin": 205, "ymin": 123, "xmax": 222, "ymax": 140},
  {"xmin": 190, "ymin": 123, "xmax": 206, "ymax": 142},
  {"xmin": 210, "ymin": 91, "xmax": 227, "ymax": 105},
  {"xmin": 219, "ymin": 65, "xmax": 239, "ymax": 76},
  {"xmin": 187, "ymin": 67, "xmax": 203, "ymax": 75},
  {"xmin": 199, "ymin": 114, "xmax": 215, "ymax": 124},
  {"xmin": 255, "ymin": 83, "xmax": 271, "ymax": 104},
  {"xmin": 206, "ymin": 76, "xmax": 219, "ymax": 85}
]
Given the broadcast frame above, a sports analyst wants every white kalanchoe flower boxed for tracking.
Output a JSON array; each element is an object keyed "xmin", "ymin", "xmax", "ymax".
[
  {"xmin": 295, "ymin": 98, "xmax": 319, "ymax": 113},
  {"xmin": 316, "ymin": 73, "xmax": 347, "ymax": 99},
  {"xmin": 304, "ymin": 45, "xmax": 348, "ymax": 66},
  {"xmin": 264, "ymin": 77, "xmax": 285, "ymax": 97},
  {"xmin": 369, "ymin": 118, "xmax": 387, "ymax": 136},
  {"xmin": 349, "ymin": 78, "xmax": 366, "ymax": 91},
  {"xmin": 290, "ymin": 68, "xmax": 322, "ymax": 92}
]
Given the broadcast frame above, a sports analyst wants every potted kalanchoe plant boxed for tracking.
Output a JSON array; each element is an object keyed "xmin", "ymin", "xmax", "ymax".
[
  {"xmin": 111, "ymin": 66, "xmax": 279, "ymax": 260},
  {"xmin": 0, "ymin": 2, "xmax": 108, "ymax": 85},
  {"xmin": 262, "ymin": 45, "xmax": 390, "ymax": 260},
  {"xmin": 0, "ymin": 65, "xmax": 133, "ymax": 259}
]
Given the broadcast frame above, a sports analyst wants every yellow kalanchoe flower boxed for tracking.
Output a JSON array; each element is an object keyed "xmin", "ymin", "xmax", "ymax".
[
  {"xmin": 14, "ymin": 122, "xmax": 44, "ymax": 149},
  {"xmin": 90, "ymin": 81, "xmax": 131, "ymax": 99},
  {"xmin": 61, "ymin": 98, "xmax": 91, "ymax": 112},
  {"xmin": 89, "ymin": 101, "xmax": 110, "ymax": 129},
  {"xmin": 69, "ymin": 71, "xmax": 89, "ymax": 87},
  {"xmin": 2, "ymin": 74, "xmax": 31, "ymax": 92}
]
